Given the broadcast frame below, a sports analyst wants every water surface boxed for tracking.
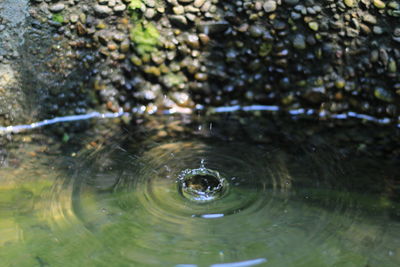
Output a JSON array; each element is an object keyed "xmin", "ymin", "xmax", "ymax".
[{"xmin": 0, "ymin": 116, "xmax": 399, "ymax": 266}]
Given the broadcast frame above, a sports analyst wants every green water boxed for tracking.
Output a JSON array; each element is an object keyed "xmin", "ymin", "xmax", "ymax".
[{"xmin": 0, "ymin": 119, "xmax": 399, "ymax": 267}]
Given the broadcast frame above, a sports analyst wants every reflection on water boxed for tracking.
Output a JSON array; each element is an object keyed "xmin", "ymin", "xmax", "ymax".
[{"xmin": 0, "ymin": 117, "xmax": 399, "ymax": 266}]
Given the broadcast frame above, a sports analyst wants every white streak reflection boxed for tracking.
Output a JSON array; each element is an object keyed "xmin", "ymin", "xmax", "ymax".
[
  {"xmin": 210, "ymin": 258, "xmax": 267, "ymax": 267},
  {"xmin": 1, "ymin": 105, "xmax": 399, "ymax": 135}
]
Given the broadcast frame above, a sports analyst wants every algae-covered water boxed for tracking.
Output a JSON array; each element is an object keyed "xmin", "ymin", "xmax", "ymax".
[{"xmin": 0, "ymin": 116, "xmax": 399, "ymax": 267}]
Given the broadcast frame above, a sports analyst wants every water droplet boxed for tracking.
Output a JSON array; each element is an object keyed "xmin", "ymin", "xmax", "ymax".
[{"xmin": 177, "ymin": 161, "xmax": 228, "ymax": 203}]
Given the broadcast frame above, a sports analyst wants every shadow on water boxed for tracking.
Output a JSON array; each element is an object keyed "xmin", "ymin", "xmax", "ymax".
[{"xmin": 0, "ymin": 114, "xmax": 399, "ymax": 266}]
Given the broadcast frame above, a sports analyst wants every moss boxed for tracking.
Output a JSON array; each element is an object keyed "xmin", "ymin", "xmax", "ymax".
[
  {"xmin": 127, "ymin": 0, "xmax": 161, "ymax": 56},
  {"xmin": 128, "ymin": 0, "xmax": 144, "ymax": 21},
  {"xmin": 128, "ymin": 0, "xmax": 144, "ymax": 11},
  {"xmin": 52, "ymin": 13, "xmax": 64, "ymax": 24},
  {"xmin": 130, "ymin": 22, "xmax": 160, "ymax": 56}
]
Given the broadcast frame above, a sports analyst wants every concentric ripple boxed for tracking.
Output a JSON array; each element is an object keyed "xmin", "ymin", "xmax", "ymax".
[
  {"xmin": 103, "ymin": 141, "xmax": 273, "ymax": 222},
  {"xmin": 42, "ymin": 139, "xmax": 399, "ymax": 266},
  {"xmin": 6, "ymin": 138, "xmax": 398, "ymax": 266}
]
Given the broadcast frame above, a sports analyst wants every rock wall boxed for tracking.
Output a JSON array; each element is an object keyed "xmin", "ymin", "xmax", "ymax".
[{"xmin": 4, "ymin": 0, "xmax": 400, "ymax": 124}]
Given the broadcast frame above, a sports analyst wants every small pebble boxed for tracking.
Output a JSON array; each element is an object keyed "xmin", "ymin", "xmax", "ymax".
[{"xmin": 49, "ymin": 3, "xmax": 65, "ymax": 13}]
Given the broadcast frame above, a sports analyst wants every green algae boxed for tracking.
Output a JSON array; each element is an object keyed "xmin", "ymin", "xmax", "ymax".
[
  {"xmin": 52, "ymin": 13, "xmax": 64, "ymax": 24},
  {"xmin": 128, "ymin": 0, "xmax": 144, "ymax": 11},
  {"xmin": 130, "ymin": 22, "xmax": 160, "ymax": 56},
  {"xmin": 128, "ymin": 0, "xmax": 161, "ymax": 56}
]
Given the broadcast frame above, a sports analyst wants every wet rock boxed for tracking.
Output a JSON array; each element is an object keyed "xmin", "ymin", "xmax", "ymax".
[
  {"xmin": 374, "ymin": 87, "xmax": 394, "ymax": 102},
  {"xmin": 76, "ymin": 22, "xmax": 87, "ymax": 36},
  {"xmin": 373, "ymin": 0, "xmax": 386, "ymax": 9},
  {"xmin": 303, "ymin": 86, "xmax": 326, "ymax": 104},
  {"xmin": 335, "ymin": 78, "xmax": 346, "ymax": 89},
  {"xmin": 194, "ymin": 0, "xmax": 206, "ymax": 8},
  {"xmin": 263, "ymin": 1, "xmax": 277, "ymax": 13},
  {"xmin": 173, "ymin": 5, "xmax": 185, "ymax": 15},
  {"xmin": 292, "ymin": 34, "xmax": 306, "ymax": 50},
  {"xmin": 144, "ymin": 0, "xmax": 156, "ymax": 8},
  {"xmin": 186, "ymin": 13, "xmax": 197, "ymax": 22},
  {"xmin": 26, "ymin": 0, "xmax": 400, "ymax": 123},
  {"xmin": 70, "ymin": 14, "xmax": 79, "ymax": 24},
  {"xmin": 373, "ymin": 26, "xmax": 384, "ymax": 35},
  {"xmin": 249, "ymin": 25, "xmax": 264, "ymax": 38},
  {"xmin": 145, "ymin": 8, "xmax": 156, "ymax": 19},
  {"xmin": 194, "ymin": 73, "xmax": 208, "ymax": 81},
  {"xmin": 185, "ymin": 34, "xmax": 200, "ymax": 49},
  {"xmin": 114, "ymin": 4, "xmax": 127, "ymax": 12},
  {"xmin": 94, "ymin": 5, "xmax": 113, "ymax": 16},
  {"xmin": 120, "ymin": 39, "xmax": 130, "ymax": 53},
  {"xmin": 363, "ymin": 14, "xmax": 377, "ymax": 25},
  {"xmin": 49, "ymin": 3, "xmax": 65, "ymax": 13},
  {"xmin": 169, "ymin": 15, "xmax": 188, "ymax": 27},
  {"xmin": 308, "ymin": 21, "xmax": 319, "ymax": 31},
  {"xmin": 344, "ymin": 0, "xmax": 355, "ymax": 8}
]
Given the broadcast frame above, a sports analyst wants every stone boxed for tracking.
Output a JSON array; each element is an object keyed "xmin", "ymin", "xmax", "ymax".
[
  {"xmin": 169, "ymin": 15, "xmax": 188, "ymax": 27},
  {"xmin": 308, "ymin": 21, "xmax": 319, "ymax": 31},
  {"xmin": 185, "ymin": 34, "xmax": 200, "ymax": 49},
  {"xmin": 49, "ymin": 3, "xmax": 65, "ymax": 13},
  {"xmin": 145, "ymin": 8, "xmax": 156, "ymax": 19},
  {"xmin": 94, "ymin": 5, "xmax": 113, "ymax": 16},
  {"xmin": 186, "ymin": 13, "xmax": 196, "ymax": 21},
  {"xmin": 374, "ymin": 87, "xmax": 394, "ymax": 102},
  {"xmin": 70, "ymin": 14, "xmax": 79, "ymax": 23},
  {"xmin": 120, "ymin": 40, "xmax": 130, "ymax": 53},
  {"xmin": 113, "ymin": 32, "xmax": 125, "ymax": 42},
  {"xmin": 173, "ymin": 5, "xmax": 185, "ymax": 15},
  {"xmin": 194, "ymin": 73, "xmax": 208, "ymax": 81},
  {"xmin": 344, "ymin": 0, "xmax": 355, "ymax": 8},
  {"xmin": 292, "ymin": 34, "xmax": 306, "ymax": 49},
  {"xmin": 363, "ymin": 14, "xmax": 377, "ymax": 24},
  {"xmin": 249, "ymin": 25, "xmax": 264, "ymax": 37},
  {"xmin": 143, "ymin": 0, "xmax": 156, "ymax": 7},
  {"xmin": 373, "ymin": 26, "xmax": 384, "ymax": 34},
  {"xmin": 194, "ymin": 0, "xmax": 206, "ymax": 8},
  {"xmin": 263, "ymin": 1, "xmax": 277, "ymax": 13},
  {"xmin": 108, "ymin": 0, "xmax": 116, "ymax": 7},
  {"xmin": 335, "ymin": 79, "xmax": 346, "ymax": 89},
  {"xmin": 113, "ymin": 4, "xmax": 126, "ymax": 12},
  {"xmin": 373, "ymin": 0, "xmax": 386, "ymax": 9},
  {"xmin": 388, "ymin": 59, "xmax": 397, "ymax": 73}
]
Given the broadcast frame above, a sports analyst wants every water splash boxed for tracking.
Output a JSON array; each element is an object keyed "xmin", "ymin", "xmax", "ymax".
[{"xmin": 177, "ymin": 159, "xmax": 229, "ymax": 203}]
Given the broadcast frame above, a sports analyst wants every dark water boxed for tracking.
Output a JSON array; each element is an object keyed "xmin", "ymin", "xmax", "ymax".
[{"xmin": 0, "ymin": 115, "xmax": 399, "ymax": 267}]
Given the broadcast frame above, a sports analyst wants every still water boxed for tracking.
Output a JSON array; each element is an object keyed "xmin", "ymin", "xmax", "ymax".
[{"xmin": 0, "ymin": 115, "xmax": 399, "ymax": 267}]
